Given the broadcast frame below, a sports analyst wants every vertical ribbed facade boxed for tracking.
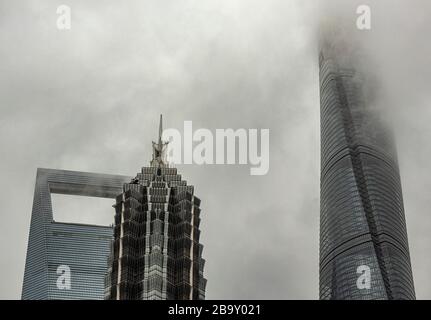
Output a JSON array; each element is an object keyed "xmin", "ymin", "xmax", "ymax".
[
  {"xmin": 105, "ymin": 116, "xmax": 206, "ymax": 300},
  {"xmin": 319, "ymin": 48, "xmax": 415, "ymax": 300},
  {"xmin": 105, "ymin": 166, "xmax": 206, "ymax": 300}
]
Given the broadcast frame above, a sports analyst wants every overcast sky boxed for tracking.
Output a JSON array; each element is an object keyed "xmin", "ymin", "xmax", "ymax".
[{"xmin": 1, "ymin": 0, "xmax": 431, "ymax": 300}]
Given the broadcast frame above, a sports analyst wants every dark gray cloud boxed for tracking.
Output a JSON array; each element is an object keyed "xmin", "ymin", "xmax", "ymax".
[{"xmin": 0, "ymin": 0, "xmax": 430, "ymax": 299}]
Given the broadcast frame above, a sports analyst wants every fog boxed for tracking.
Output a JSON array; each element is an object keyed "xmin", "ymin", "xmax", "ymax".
[{"xmin": 0, "ymin": 0, "xmax": 430, "ymax": 299}]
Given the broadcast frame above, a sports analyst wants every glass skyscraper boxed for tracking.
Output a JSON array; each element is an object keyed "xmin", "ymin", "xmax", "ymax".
[
  {"xmin": 22, "ymin": 168, "xmax": 131, "ymax": 299},
  {"xmin": 105, "ymin": 116, "xmax": 206, "ymax": 300},
  {"xmin": 319, "ymin": 44, "xmax": 416, "ymax": 300}
]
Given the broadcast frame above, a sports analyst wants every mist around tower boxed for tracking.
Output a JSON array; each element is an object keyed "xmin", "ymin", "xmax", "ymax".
[{"xmin": 1, "ymin": 0, "xmax": 431, "ymax": 318}]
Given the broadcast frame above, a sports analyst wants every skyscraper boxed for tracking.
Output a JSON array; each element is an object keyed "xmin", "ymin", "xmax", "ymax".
[
  {"xmin": 105, "ymin": 116, "xmax": 206, "ymax": 300},
  {"xmin": 319, "ymin": 45, "xmax": 416, "ymax": 300},
  {"xmin": 22, "ymin": 168, "xmax": 132, "ymax": 300}
]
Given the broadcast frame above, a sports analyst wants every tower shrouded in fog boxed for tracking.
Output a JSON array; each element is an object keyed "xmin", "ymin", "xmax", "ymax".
[
  {"xmin": 105, "ymin": 115, "xmax": 206, "ymax": 300},
  {"xmin": 319, "ymin": 44, "xmax": 415, "ymax": 300}
]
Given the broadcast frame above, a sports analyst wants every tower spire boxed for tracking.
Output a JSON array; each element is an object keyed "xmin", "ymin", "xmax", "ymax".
[
  {"xmin": 158, "ymin": 114, "xmax": 163, "ymax": 147},
  {"xmin": 151, "ymin": 114, "xmax": 168, "ymax": 167}
]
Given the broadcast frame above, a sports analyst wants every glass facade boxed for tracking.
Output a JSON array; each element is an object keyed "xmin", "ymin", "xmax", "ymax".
[
  {"xmin": 22, "ymin": 168, "xmax": 131, "ymax": 300},
  {"xmin": 105, "ymin": 116, "xmax": 207, "ymax": 300},
  {"xmin": 319, "ymin": 47, "xmax": 415, "ymax": 300},
  {"xmin": 46, "ymin": 222, "xmax": 113, "ymax": 299},
  {"xmin": 105, "ymin": 167, "xmax": 206, "ymax": 300}
]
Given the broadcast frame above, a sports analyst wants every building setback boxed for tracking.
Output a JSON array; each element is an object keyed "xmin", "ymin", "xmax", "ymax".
[
  {"xmin": 319, "ymin": 45, "xmax": 415, "ymax": 300},
  {"xmin": 105, "ymin": 116, "xmax": 206, "ymax": 300}
]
